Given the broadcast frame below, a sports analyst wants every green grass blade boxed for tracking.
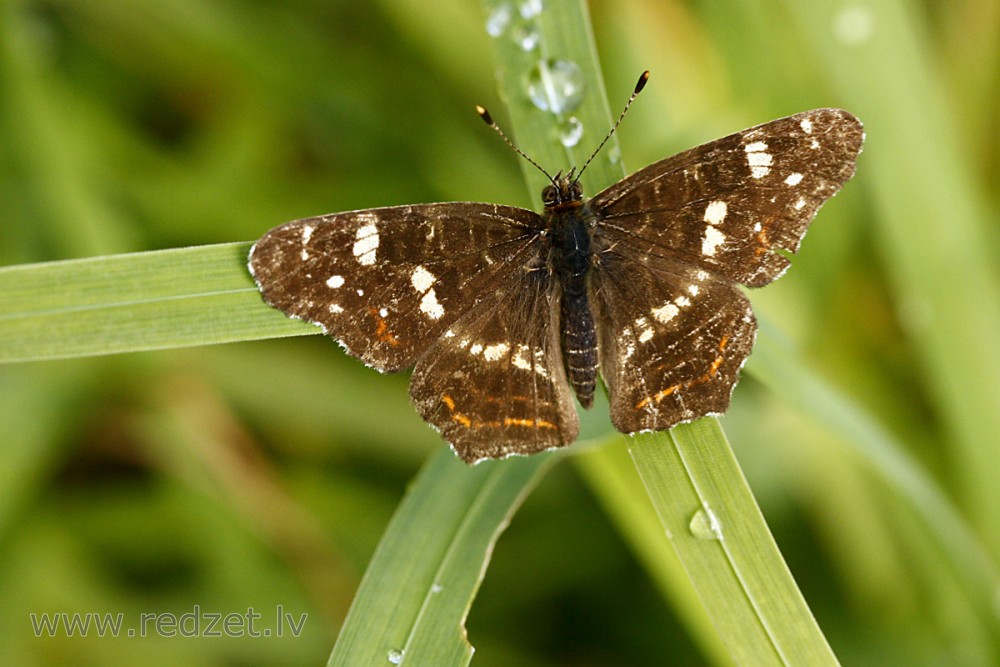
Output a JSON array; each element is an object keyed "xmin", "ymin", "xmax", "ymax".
[
  {"xmin": 629, "ymin": 422, "xmax": 839, "ymax": 665},
  {"xmin": 485, "ymin": 0, "xmax": 838, "ymax": 663},
  {"xmin": 327, "ymin": 449, "xmax": 557, "ymax": 666},
  {"xmin": 0, "ymin": 243, "xmax": 314, "ymax": 362}
]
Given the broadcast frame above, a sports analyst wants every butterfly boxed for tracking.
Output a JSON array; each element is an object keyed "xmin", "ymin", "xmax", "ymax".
[{"xmin": 248, "ymin": 72, "xmax": 864, "ymax": 463}]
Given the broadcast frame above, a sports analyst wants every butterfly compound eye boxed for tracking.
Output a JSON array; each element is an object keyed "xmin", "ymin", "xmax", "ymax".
[{"xmin": 542, "ymin": 185, "xmax": 557, "ymax": 205}]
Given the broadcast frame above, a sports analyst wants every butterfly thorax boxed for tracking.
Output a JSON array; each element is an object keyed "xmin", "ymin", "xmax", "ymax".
[{"xmin": 541, "ymin": 175, "xmax": 598, "ymax": 409}]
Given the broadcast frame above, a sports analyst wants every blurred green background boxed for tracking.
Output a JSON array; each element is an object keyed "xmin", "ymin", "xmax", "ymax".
[{"xmin": 2, "ymin": 0, "xmax": 999, "ymax": 664}]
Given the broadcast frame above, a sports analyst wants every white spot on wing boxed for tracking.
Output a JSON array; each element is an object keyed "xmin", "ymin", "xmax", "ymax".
[
  {"xmin": 703, "ymin": 200, "xmax": 727, "ymax": 226},
  {"xmin": 352, "ymin": 223, "xmax": 379, "ymax": 266},
  {"xmin": 328, "ymin": 304, "xmax": 343, "ymax": 314},
  {"xmin": 420, "ymin": 289, "xmax": 445, "ymax": 319},
  {"xmin": 800, "ymin": 118, "xmax": 813, "ymax": 133},
  {"xmin": 511, "ymin": 345, "xmax": 550, "ymax": 377},
  {"xmin": 745, "ymin": 142, "xmax": 772, "ymax": 179},
  {"xmin": 379, "ymin": 307, "xmax": 389, "ymax": 318},
  {"xmin": 702, "ymin": 225, "xmax": 726, "ymax": 256},
  {"xmin": 326, "ymin": 275, "xmax": 345, "ymax": 288},
  {"xmin": 300, "ymin": 225, "xmax": 315, "ymax": 259},
  {"xmin": 470, "ymin": 343, "xmax": 484, "ymax": 355},
  {"xmin": 483, "ymin": 343, "xmax": 509, "ymax": 362},
  {"xmin": 784, "ymin": 172, "xmax": 804, "ymax": 186},
  {"xmin": 794, "ymin": 198, "xmax": 807, "ymax": 210},
  {"xmin": 638, "ymin": 327, "xmax": 654, "ymax": 343},
  {"xmin": 410, "ymin": 265, "xmax": 436, "ymax": 293},
  {"xmin": 687, "ymin": 284, "xmax": 700, "ymax": 296},
  {"xmin": 675, "ymin": 295, "xmax": 691, "ymax": 308},
  {"xmin": 651, "ymin": 303, "xmax": 679, "ymax": 324}
]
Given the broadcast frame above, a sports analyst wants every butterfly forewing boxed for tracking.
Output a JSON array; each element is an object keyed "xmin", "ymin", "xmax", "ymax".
[
  {"xmin": 591, "ymin": 109, "xmax": 864, "ymax": 287},
  {"xmin": 588, "ymin": 108, "xmax": 863, "ymax": 432},
  {"xmin": 409, "ymin": 254, "xmax": 578, "ymax": 463},
  {"xmin": 249, "ymin": 203, "xmax": 543, "ymax": 372}
]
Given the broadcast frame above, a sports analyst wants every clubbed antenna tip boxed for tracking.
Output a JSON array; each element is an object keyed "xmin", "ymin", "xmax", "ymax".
[
  {"xmin": 575, "ymin": 70, "xmax": 651, "ymax": 181},
  {"xmin": 635, "ymin": 70, "xmax": 650, "ymax": 94},
  {"xmin": 475, "ymin": 105, "xmax": 493, "ymax": 126},
  {"xmin": 475, "ymin": 104, "xmax": 556, "ymax": 185}
]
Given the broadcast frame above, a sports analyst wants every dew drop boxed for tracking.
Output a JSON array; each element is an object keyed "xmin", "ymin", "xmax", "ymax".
[
  {"xmin": 430, "ymin": 581, "xmax": 443, "ymax": 594},
  {"xmin": 388, "ymin": 648, "xmax": 405, "ymax": 665},
  {"xmin": 833, "ymin": 5, "xmax": 874, "ymax": 45},
  {"xmin": 689, "ymin": 505, "xmax": 723, "ymax": 541},
  {"xmin": 514, "ymin": 24, "xmax": 540, "ymax": 51},
  {"xmin": 485, "ymin": 3, "xmax": 513, "ymax": 37},
  {"xmin": 519, "ymin": 0, "xmax": 543, "ymax": 19},
  {"xmin": 526, "ymin": 59, "xmax": 585, "ymax": 114},
  {"xmin": 559, "ymin": 116, "xmax": 584, "ymax": 147},
  {"xmin": 606, "ymin": 144, "xmax": 622, "ymax": 166}
]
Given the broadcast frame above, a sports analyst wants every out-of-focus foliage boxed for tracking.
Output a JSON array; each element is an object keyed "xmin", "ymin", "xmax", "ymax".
[{"xmin": 1, "ymin": 0, "xmax": 998, "ymax": 664}]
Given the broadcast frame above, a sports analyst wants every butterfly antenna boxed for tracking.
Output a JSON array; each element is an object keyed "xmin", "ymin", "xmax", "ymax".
[
  {"xmin": 575, "ymin": 70, "xmax": 649, "ymax": 182},
  {"xmin": 476, "ymin": 105, "xmax": 557, "ymax": 185}
]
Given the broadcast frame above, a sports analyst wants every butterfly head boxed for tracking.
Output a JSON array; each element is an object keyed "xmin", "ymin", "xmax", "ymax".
[
  {"xmin": 542, "ymin": 169, "xmax": 584, "ymax": 211},
  {"xmin": 478, "ymin": 71, "xmax": 650, "ymax": 216}
]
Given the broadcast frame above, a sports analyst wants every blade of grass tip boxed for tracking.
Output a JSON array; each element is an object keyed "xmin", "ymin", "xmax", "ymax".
[
  {"xmin": 327, "ymin": 449, "xmax": 558, "ymax": 666},
  {"xmin": 484, "ymin": 0, "xmax": 838, "ymax": 663},
  {"xmin": 0, "ymin": 243, "xmax": 316, "ymax": 363}
]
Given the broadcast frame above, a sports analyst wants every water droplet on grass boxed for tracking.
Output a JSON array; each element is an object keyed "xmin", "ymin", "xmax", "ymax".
[
  {"xmin": 519, "ymin": 0, "xmax": 543, "ymax": 19},
  {"xmin": 485, "ymin": 3, "xmax": 513, "ymax": 37},
  {"xmin": 689, "ymin": 505, "xmax": 723, "ymax": 540},
  {"xmin": 559, "ymin": 117, "xmax": 584, "ymax": 147},
  {"xmin": 514, "ymin": 24, "xmax": 540, "ymax": 51},
  {"xmin": 526, "ymin": 59, "xmax": 585, "ymax": 114}
]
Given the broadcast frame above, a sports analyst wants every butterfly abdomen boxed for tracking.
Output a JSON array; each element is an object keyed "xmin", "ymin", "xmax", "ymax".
[{"xmin": 548, "ymin": 205, "xmax": 598, "ymax": 409}]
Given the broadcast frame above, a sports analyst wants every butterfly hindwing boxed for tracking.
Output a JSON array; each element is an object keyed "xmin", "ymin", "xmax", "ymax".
[
  {"xmin": 248, "ymin": 203, "xmax": 543, "ymax": 372},
  {"xmin": 409, "ymin": 253, "xmax": 578, "ymax": 463},
  {"xmin": 591, "ymin": 253, "xmax": 756, "ymax": 433},
  {"xmin": 591, "ymin": 108, "xmax": 864, "ymax": 287}
]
